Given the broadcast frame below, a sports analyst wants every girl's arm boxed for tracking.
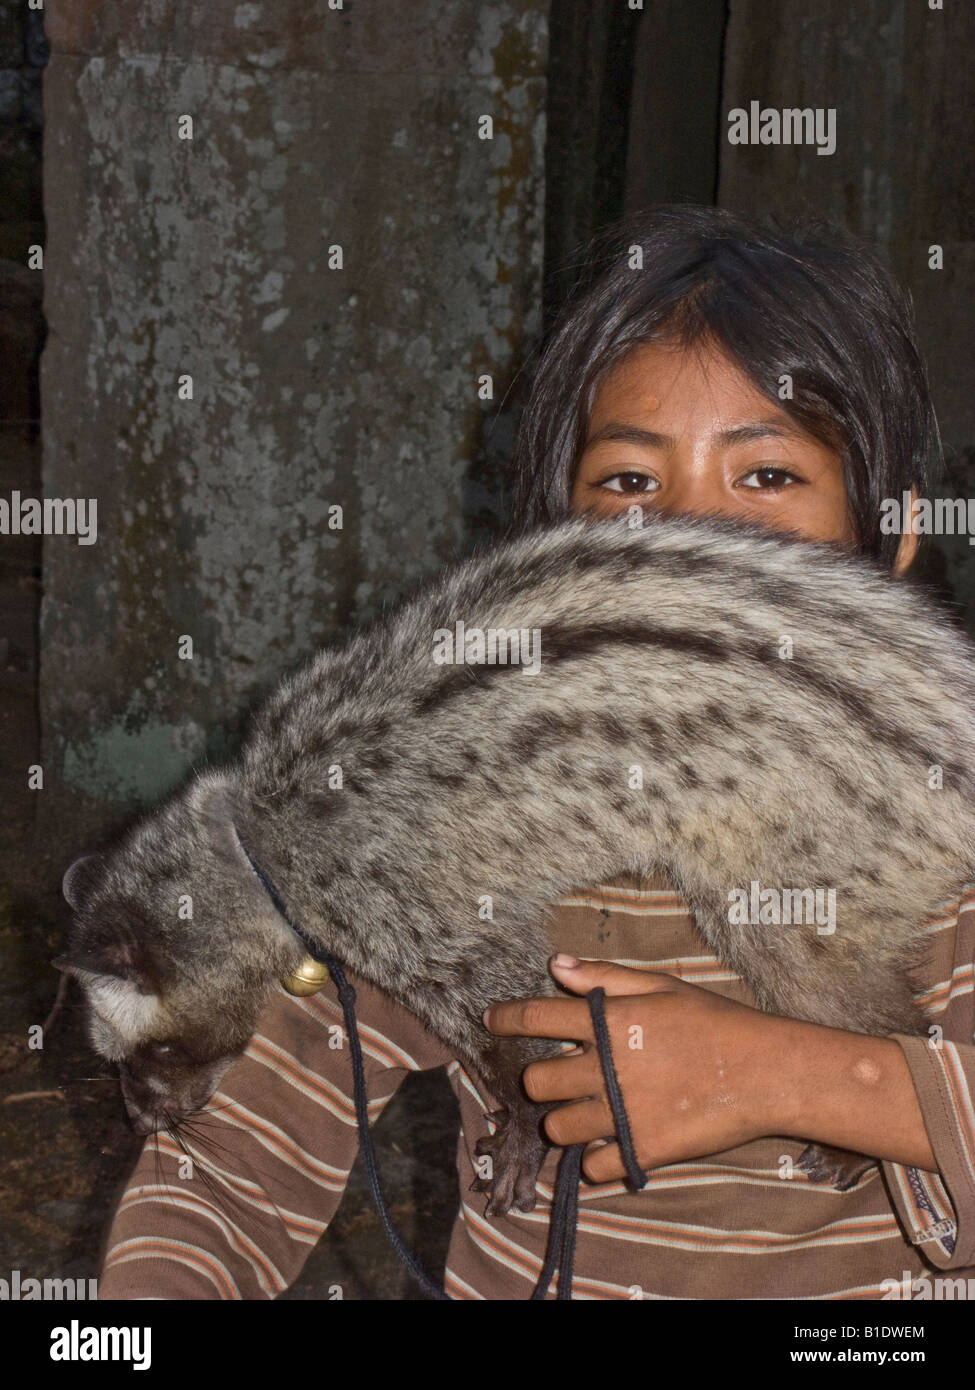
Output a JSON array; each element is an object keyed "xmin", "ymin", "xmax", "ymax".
[
  {"xmin": 761, "ymin": 1016, "xmax": 934, "ymax": 1169},
  {"xmin": 486, "ymin": 945, "xmax": 975, "ymax": 1270}
]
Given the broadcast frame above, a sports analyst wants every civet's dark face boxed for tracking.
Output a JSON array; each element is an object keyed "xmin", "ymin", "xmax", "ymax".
[{"xmin": 55, "ymin": 812, "xmax": 299, "ymax": 1134}]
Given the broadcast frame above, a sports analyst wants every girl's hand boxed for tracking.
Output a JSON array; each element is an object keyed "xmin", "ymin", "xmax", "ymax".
[
  {"xmin": 483, "ymin": 955, "xmax": 785, "ymax": 1183},
  {"xmin": 483, "ymin": 954, "xmax": 937, "ymax": 1179}
]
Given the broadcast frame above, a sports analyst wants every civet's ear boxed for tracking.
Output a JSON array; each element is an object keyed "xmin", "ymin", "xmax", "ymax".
[{"xmin": 61, "ymin": 853, "xmax": 106, "ymax": 912}]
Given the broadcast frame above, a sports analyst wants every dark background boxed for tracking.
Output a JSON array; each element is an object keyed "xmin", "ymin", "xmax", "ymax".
[{"xmin": 1, "ymin": 0, "xmax": 972, "ymax": 1298}]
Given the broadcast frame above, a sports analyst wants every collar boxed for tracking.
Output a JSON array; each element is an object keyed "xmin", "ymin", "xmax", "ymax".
[{"xmin": 234, "ymin": 828, "xmax": 332, "ymax": 997}]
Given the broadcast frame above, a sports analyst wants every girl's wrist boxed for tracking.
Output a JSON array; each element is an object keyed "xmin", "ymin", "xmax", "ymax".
[{"xmin": 758, "ymin": 1015, "xmax": 936, "ymax": 1169}]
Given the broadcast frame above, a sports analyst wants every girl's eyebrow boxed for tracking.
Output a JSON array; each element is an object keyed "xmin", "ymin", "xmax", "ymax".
[{"xmin": 583, "ymin": 418, "xmax": 806, "ymax": 450}]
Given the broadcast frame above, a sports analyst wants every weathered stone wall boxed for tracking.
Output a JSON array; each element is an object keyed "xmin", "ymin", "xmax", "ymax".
[{"xmin": 39, "ymin": 1, "xmax": 547, "ymax": 847}]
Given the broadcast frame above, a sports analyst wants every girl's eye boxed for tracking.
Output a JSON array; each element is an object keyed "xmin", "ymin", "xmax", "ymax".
[
  {"xmin": 738, "ymin": 467, "xmax": 802, "ymax": 489},
  {"xmin": 598, "ymin": 471, "xmax": 659, "ymax": 494}
]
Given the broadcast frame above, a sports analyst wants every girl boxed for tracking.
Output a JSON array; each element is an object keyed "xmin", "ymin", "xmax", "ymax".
[{"xmin": 97, "ymin": 205, "xmax": 975, "ymax": 1299}]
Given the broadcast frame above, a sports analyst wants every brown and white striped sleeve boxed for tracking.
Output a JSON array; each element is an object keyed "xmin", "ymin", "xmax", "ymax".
[
  {"xmin": 96, "ymin": 974, "xmax": 453, "ymax": 1299},
  {"xmin": 882, "ymin": 890, "xmax": 975, "ymax": 1270}
]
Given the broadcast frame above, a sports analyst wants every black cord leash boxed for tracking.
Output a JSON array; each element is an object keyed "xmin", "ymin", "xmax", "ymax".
[
  {"xmin": 238, "ymin": 837, "xmax": 648, "ymax": 1300},
  {"xmin": 322, "ymin": 951, "xmax": 452, "ymax": 1300},
  {"xmin": 586, "ymin": 985, "xmax": 650, "ymax": 1193}
]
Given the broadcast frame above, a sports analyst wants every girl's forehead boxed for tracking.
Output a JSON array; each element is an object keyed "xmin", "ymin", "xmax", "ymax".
[{"xmin": 587, "ymin": 340, "xmax": 797, "ymax": 434}]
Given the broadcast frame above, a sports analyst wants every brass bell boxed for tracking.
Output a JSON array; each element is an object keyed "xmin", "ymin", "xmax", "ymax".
[{"xmin": 282, "ymin": 954, "xmax": 330, "ymax": 997}]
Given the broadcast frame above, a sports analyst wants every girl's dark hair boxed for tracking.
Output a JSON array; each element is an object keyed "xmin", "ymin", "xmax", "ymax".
[{"xmin": 509, "ymin": 204, "xmax": 940, "ymax": 568}]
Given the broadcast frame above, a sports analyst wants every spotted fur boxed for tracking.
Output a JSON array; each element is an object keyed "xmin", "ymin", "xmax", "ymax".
[{"xmin": 58, "ymin": 514, "xmax": 975, "ymax": 1209}]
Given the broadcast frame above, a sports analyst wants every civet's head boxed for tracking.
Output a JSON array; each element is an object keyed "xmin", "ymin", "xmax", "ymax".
[{"xmin": 55, "ymin": 779, "xmax": 305, "ymax": 1134}]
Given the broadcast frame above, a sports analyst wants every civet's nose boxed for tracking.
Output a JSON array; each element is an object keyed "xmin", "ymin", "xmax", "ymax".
[
  {"xmin": 118, "ymin": 1067, "xmax": 160, "ymax": 1135},
  {"xmin": 120, "ymin": 1092, "xmax": 156, "ymax": 1135}
]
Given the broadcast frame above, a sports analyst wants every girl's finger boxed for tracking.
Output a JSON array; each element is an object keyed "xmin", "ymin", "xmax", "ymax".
[
  {"xmin": 522, "ymin": 1050, "xmax": 600, "ymax": 1103},
  {"xmin": 483, "ymin": 994, "xmax": 594, "ymax": 1041},
  {"xmin": 542, "ymin": 1096, "xmax": 614, "ymax": 1148}
]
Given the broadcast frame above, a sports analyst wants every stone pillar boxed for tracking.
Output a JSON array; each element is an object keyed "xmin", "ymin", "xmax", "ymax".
[
  {"xmin": 1, "ymin": 5, "xmax": 46, "ymax": 870},
  {"xmin": 718, "ymin": 0, "xmax": 975, "ymax": 615},
  {"xmin": 39, "ymin": 1, "xmax": 547, "ymax": 846},
  {"xmin": 542, "ymin": 0, "xmax": 641, "ymax": 326},
  {"xmin": 624, "ymin": 0, "xmax": 726, "ymax": 216}
]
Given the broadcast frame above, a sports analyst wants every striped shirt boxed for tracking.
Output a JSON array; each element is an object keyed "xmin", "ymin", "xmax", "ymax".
[{"xmin": 96, "ymin": 872, "xmax": 975, "ymax": 1300}]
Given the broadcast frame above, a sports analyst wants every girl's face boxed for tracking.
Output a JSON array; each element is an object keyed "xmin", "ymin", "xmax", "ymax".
[{"xmin": 570, "ymin": 340, "xmax": 917, "ymax": 574}]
